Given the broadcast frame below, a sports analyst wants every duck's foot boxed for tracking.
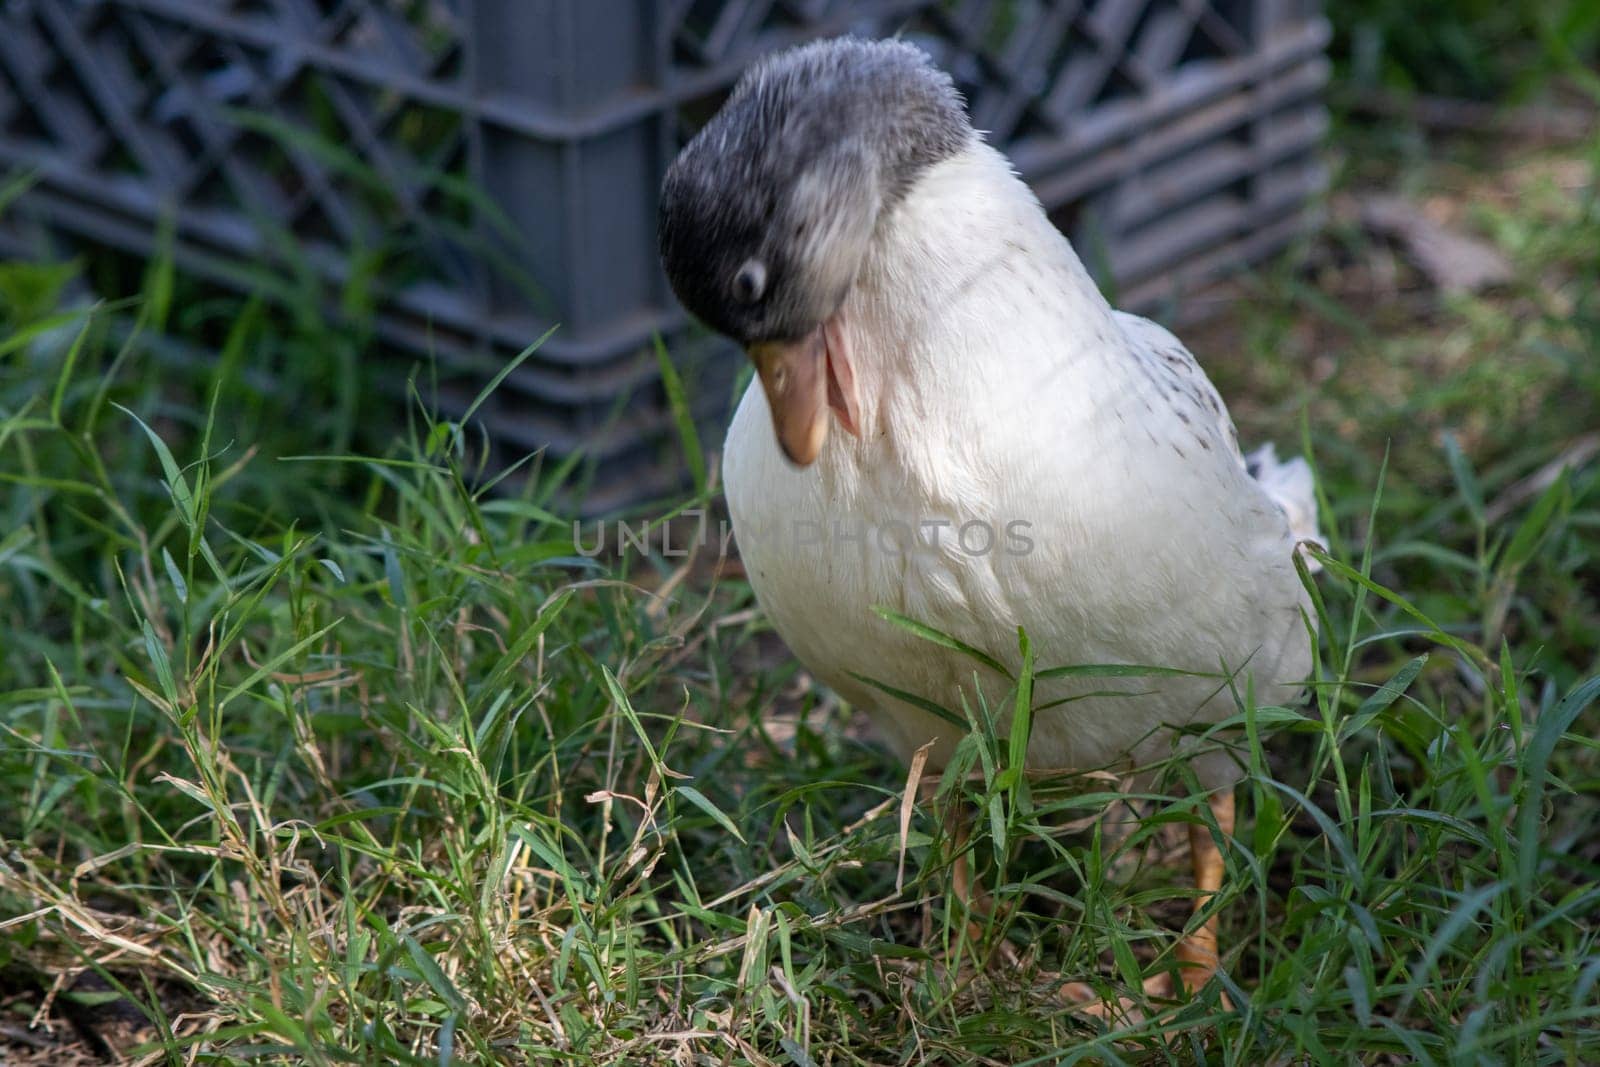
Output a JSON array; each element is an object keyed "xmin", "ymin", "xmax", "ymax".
[
  {"xmin": 1057, "ymin": 967, "xmax": 1231, "ymax": 1025},
  {"xmin": 1056, "ymin": 789, "xmax": 1240, "ymax": 1025},
  {"xmin": 984, "ymin": 935, "xmax": 1022, "ymax": 970},
  {"xmin": 1056, "ymin": 970, "xmax": 1176, "ymax": 1024}
]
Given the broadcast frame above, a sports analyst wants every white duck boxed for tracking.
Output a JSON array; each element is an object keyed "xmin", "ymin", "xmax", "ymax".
[{"xmin": 659, "ymin": 37, "xmax": 1321, "ymax": 1003}]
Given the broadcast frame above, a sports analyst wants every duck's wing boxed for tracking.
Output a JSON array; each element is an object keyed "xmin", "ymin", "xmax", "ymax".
[{"xmin": 1113, "ymin": 310, "xmax": 1325, "ymax": 564}]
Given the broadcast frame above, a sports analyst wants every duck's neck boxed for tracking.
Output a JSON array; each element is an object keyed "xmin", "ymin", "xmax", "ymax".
[{"xmin": 837, "ymin": 140, "xmax": 1122, "ymax": 445}]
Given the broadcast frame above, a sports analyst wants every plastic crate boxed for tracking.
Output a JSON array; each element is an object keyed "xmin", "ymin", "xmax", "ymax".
[{"xmin": 0, "ymin": 0, "xmax": 1329, "ymax": 511}]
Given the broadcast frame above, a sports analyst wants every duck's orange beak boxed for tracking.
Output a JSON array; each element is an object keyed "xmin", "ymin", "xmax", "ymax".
[{"xmin": 747, "ymin": 312, "xmax": 860, "ymax": 467}]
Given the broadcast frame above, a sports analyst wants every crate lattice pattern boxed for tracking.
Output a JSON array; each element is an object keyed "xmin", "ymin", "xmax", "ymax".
[{"xmin": 0, "ymin": 0, "xmax": 1328, "ymax": 510}]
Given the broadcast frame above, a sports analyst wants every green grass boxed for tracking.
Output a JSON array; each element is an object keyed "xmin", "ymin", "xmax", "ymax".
[
  {"xmin": 4, "ymin": 81, "xmax": 1600, "ymax": 1067},
  {"xmin": 1326, "ymin": 0, "xmax": 1600, "ymax": 99}
]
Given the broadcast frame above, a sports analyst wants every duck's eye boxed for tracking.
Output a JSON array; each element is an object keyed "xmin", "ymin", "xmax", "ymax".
[{"xmin": 733, "ymin": 260, "xmax": 767, "ymax": 304}]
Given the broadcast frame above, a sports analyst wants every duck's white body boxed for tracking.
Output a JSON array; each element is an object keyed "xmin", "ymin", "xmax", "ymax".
[{"xmin": 724, "ymin": 142, "xmax": 1318, "ymax": 788}]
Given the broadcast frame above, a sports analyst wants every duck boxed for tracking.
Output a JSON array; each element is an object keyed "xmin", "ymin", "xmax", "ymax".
[{"xmin": 657, "ymin": 36, "xmax": 1322, "ymax": 1006}]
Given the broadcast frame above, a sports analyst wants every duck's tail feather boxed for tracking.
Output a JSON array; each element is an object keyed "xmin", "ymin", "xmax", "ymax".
[{"xmin": 1246, "ymin": 443, "xmax": 1326, "ymax": 573}]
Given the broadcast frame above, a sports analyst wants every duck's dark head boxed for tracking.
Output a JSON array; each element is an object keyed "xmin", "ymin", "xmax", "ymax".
[{"xmin": 658, "ymin": 37, "xmax": 971, "ymax": 465}]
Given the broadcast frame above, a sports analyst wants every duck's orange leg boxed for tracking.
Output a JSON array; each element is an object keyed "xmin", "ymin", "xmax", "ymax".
[
  {"xmin": 1062, "ymin": 788, "xmax": 1236, "ymax": 1018},
  {"xmin": 943, "ymin": 803, "xmax": 1027, "ymax": 971},
  {"xmin": 1172, "ymin": 788, "xmax": 1235, "ymax": 994},
  {"xmin": 946, "ymin": 807, "xmax": 996, "ymax": 938}
]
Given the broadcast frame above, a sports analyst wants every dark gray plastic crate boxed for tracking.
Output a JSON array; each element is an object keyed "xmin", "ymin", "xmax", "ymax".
[{"xmin": 0, "ymin": 0, "xmax": 1329, "ymax": 511}]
